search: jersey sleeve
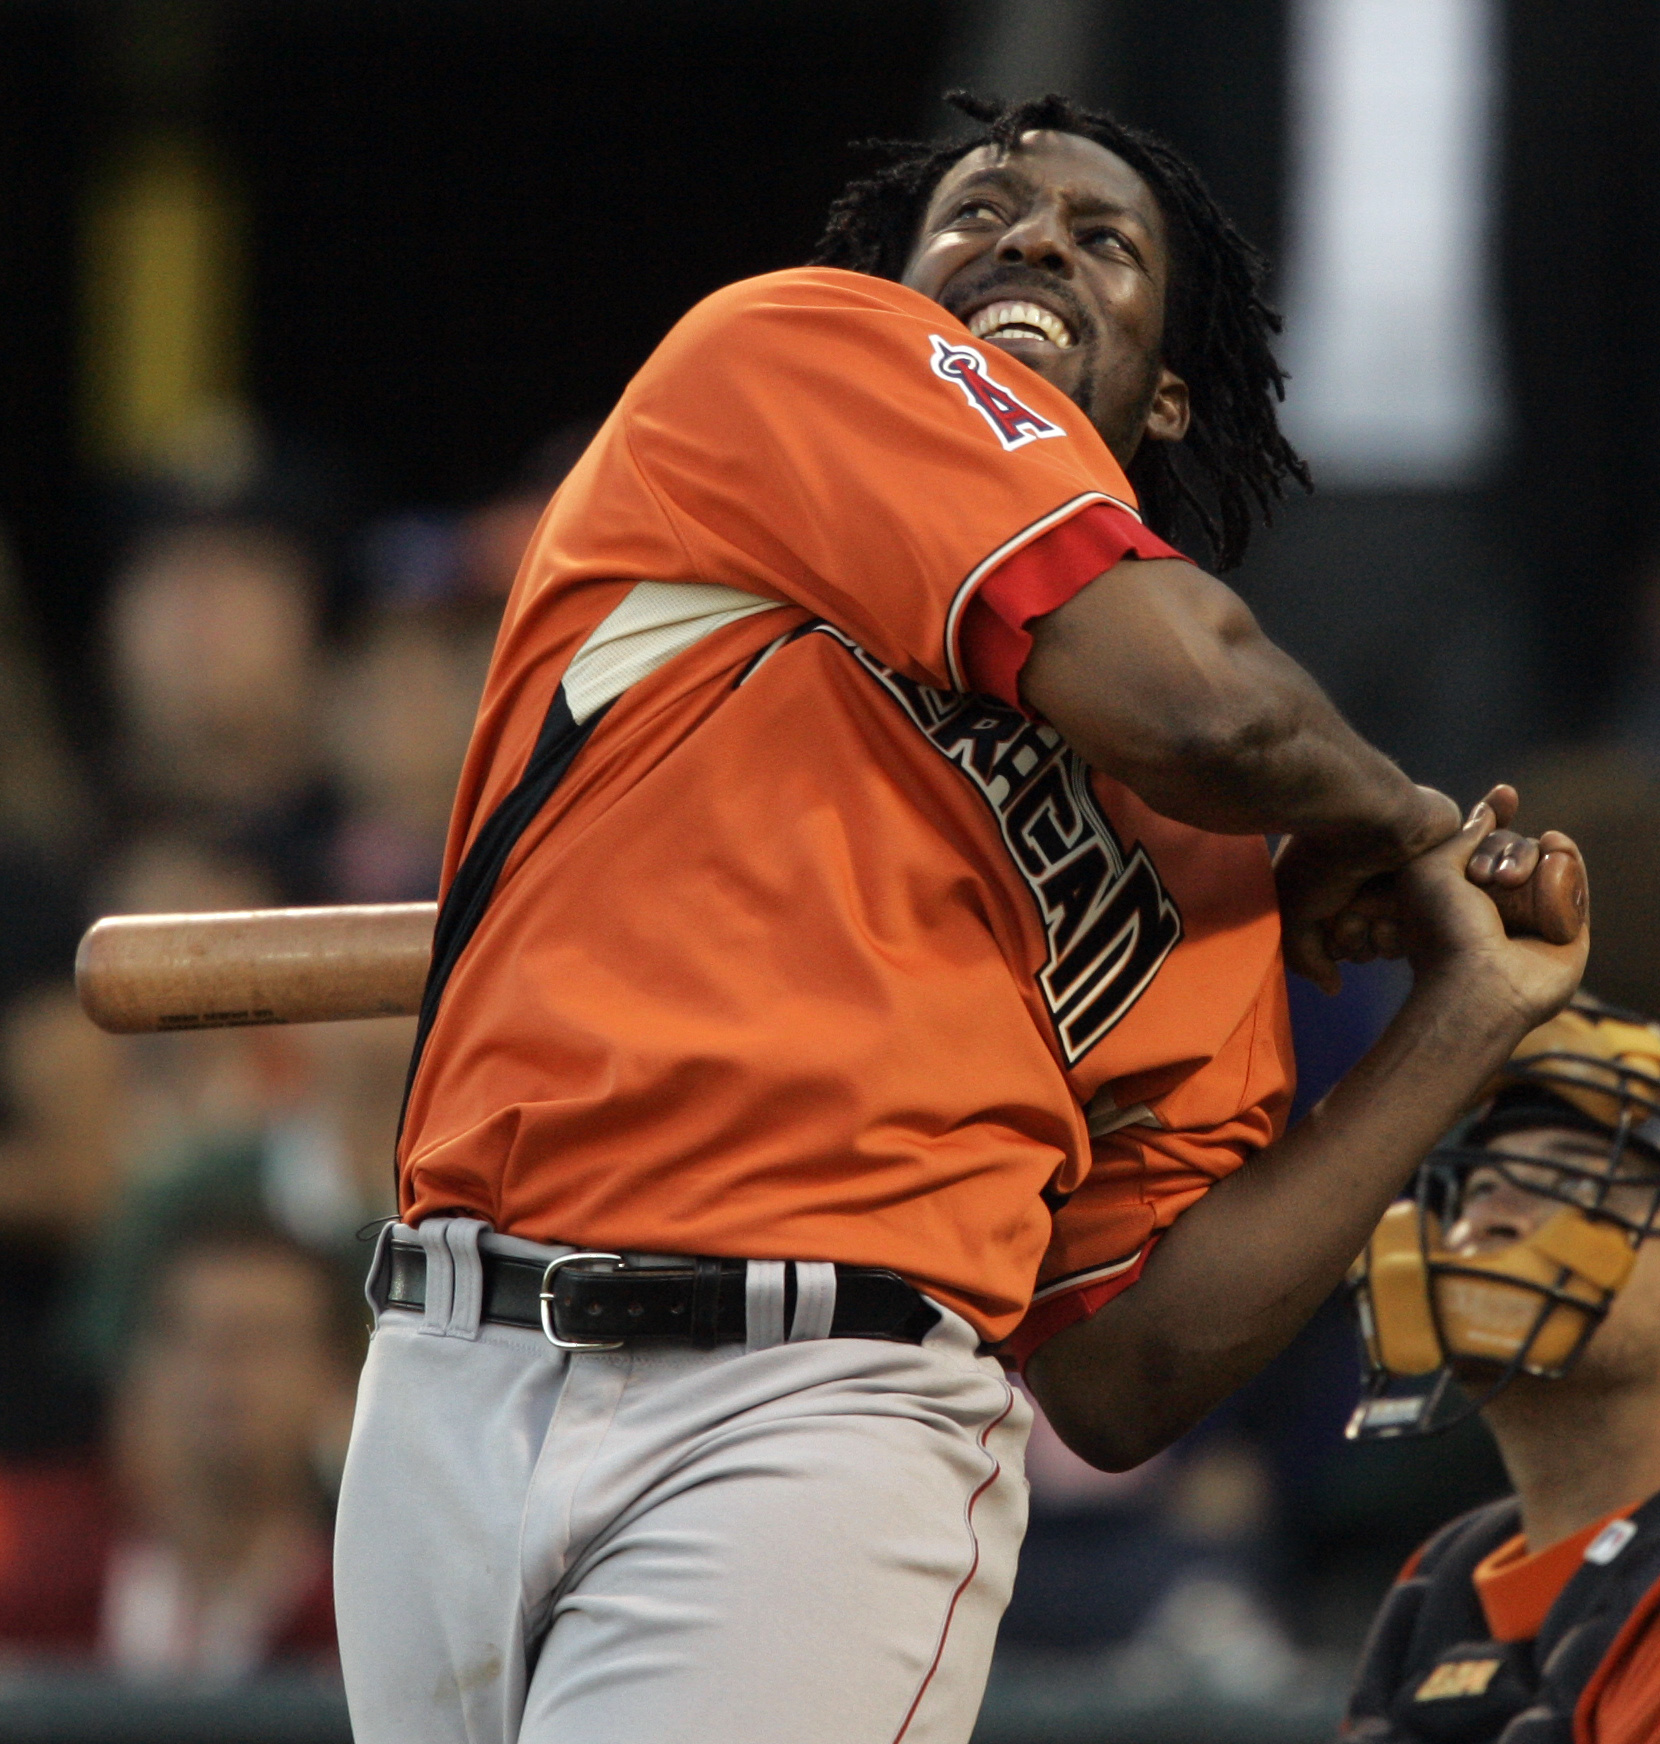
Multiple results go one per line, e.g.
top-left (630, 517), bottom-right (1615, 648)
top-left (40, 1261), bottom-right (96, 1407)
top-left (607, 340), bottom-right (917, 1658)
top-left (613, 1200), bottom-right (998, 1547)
top-left (958, 500), bottom-right (1186, 709)
top-left (614, 267), bottom-right (1163, 690)
top-left (1004, 950), bottom-right (1294, 1367)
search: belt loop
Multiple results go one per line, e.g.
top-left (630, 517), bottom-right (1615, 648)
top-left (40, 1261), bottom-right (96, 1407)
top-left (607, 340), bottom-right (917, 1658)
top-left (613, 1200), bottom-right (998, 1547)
top-left (417, 1217), bottom-right (485, 1339)
top-left (443, 1218), bottom-right (485, 1341)
top-left (418, 1219), bottom-right (456, 1336)
top-left (744, 1260), bottom-right (787, 1352)
top-left (690, 1256), bottom-right (723, 1348)
top-left (363, 1221), bottom-right (399, 1320)
top-left (788, 1261), bottom-right (837, 1342)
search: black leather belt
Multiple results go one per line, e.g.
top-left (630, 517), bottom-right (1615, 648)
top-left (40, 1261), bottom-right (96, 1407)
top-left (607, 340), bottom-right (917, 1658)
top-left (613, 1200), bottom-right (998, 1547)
top-left (382, 1242), bottom-right (941, 1349)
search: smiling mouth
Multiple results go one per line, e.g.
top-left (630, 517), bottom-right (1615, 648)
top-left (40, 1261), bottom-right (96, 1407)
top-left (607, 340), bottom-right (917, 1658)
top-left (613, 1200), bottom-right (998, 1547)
top-left (966, 300), bottom-right (1076, 351)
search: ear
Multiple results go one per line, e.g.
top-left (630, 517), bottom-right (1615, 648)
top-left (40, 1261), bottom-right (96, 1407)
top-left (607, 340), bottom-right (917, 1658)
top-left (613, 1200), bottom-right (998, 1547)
top-left (1142, 367), bottom-right (1190, 444)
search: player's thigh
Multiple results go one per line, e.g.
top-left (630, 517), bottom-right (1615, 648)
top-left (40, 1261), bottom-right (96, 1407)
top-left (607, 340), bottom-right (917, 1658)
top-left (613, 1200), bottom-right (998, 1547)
top-left (335, 1319), bottom-right (567, 1744)
top-left (521, 1357), bottom-right (1030, 1744)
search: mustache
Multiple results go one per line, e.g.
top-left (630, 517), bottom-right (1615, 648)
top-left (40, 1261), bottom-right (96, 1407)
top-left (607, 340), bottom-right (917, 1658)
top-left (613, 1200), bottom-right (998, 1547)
top-left (941, 266), bottom-right (1096, 348)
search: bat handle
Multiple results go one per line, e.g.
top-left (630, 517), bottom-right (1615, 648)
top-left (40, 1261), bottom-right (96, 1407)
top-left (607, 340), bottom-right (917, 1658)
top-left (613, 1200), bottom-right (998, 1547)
top-left (1483, 845), bottom-right (1587, 945)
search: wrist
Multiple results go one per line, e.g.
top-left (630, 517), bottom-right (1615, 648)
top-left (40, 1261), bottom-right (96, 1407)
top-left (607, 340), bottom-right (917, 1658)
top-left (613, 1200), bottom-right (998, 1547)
top-left (1358, 783), bottom-right (1462, 871)
top-left (1395, 958), bottom-right (1537, 1071)
top-left (1294, 786), bottom-right (1459, 880)
top-left (1392, 785), bottom-right (1464, 860)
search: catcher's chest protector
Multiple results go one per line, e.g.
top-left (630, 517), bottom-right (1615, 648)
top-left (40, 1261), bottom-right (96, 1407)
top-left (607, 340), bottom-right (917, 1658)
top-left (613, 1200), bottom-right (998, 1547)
top-left (1342, 1491), bottom-right (1660, 1744)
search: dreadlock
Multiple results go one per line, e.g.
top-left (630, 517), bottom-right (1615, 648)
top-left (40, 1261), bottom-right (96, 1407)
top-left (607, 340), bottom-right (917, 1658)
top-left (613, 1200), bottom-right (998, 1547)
top-left (813, 92), bottom-right (1310, 571)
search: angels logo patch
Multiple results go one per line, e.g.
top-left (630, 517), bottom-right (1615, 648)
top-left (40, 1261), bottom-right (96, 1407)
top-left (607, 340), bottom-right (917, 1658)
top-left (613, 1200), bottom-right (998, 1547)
top-left (812, 624), bottom-right (1182, 1064)
top-left (929, 336), bottom-right (1065, 451)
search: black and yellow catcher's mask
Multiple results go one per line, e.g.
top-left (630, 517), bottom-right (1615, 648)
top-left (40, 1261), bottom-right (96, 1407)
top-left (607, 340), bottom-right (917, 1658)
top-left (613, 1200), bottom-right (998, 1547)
top-left (1347, 996), bottom-right (1660, 1440)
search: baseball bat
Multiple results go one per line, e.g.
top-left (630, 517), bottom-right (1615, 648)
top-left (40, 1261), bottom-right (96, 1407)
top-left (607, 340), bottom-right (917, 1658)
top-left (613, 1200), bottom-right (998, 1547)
top-left (75, 903), bottom-right (436, 1033)
top-left (1485, 845), bottom-right (1586, 947)
top-left (73, 839), bottom-right (1587, 1035)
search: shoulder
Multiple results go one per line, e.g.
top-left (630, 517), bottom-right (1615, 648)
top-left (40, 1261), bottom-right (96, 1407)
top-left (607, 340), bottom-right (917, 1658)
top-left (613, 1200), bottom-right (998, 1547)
top-left (642, 267), bottom-right (970, 388)
top-left (678, 266), bottom-right (949, 333)
top-left (1410, 1497), bottom-right (1524, 1583)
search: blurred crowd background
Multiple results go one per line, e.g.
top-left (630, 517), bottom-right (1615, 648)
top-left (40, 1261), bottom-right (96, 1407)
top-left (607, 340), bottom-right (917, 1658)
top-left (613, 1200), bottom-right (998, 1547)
top-left (2, 0), bottom-right (1658, 1737)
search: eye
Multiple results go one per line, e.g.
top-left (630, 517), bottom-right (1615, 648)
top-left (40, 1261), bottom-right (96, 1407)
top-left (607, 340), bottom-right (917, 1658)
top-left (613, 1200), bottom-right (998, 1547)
top-left (950, 200), bottom-right (1003, 225)
top-left (1080, 225), bottom-right (1142, 264)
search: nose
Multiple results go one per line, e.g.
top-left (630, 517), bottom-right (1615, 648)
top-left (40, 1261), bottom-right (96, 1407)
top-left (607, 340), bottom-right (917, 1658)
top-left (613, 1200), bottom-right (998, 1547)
top-left (1450, 1182), bottom-right (1548, 1253)
top-left (996, 203), bottom-right (1074, 277)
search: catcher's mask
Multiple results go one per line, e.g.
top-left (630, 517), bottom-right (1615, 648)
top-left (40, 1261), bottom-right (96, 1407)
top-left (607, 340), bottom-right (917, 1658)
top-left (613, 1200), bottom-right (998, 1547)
top-left (1347, 995), bottom-right (1660, 1440)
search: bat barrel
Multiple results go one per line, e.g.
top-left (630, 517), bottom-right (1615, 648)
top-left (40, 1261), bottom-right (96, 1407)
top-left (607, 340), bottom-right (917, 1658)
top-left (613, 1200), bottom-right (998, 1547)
top-left (75, 903), bottom-right (438, 1034)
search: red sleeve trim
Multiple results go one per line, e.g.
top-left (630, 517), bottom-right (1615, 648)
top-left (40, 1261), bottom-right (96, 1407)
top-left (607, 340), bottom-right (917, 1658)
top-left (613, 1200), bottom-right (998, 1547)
top-left (1002, 1236), bottom-right (1160, 1370)
top-left (958, 500), bottom-right (1188, 711)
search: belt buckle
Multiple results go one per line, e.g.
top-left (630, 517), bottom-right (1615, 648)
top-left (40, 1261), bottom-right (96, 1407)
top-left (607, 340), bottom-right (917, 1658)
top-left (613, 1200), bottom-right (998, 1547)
top-left (539, 1252), bottom-right (627, 1351)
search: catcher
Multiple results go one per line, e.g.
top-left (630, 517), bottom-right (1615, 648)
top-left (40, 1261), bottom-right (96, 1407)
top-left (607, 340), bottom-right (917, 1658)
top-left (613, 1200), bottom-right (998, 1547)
top-left (1344, 996), bottom-right (1660, 1742)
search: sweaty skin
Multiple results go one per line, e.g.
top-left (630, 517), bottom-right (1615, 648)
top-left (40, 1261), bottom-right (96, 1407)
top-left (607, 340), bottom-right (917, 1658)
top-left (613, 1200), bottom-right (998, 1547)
top-left (1028, 791), bottom-right (1587, 1469)
top-left (901, 130), bottom-right (1504, 990)
top-left (899, 133), bottom-right (1584, 1469)
top-left (902, 132), bottom-right (1189, 464)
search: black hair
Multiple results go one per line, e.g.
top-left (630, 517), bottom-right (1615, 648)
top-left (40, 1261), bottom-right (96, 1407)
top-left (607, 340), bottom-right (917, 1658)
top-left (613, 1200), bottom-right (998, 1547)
top-left (132, 1213), bottom-right (369, 1367)
top-left (813, 91), bottom-right (1311, 571)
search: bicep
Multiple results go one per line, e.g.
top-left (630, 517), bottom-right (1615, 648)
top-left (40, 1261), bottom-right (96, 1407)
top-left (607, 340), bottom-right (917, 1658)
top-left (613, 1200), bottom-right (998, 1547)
top-left (1018, 556), bottom-right (1281, 778)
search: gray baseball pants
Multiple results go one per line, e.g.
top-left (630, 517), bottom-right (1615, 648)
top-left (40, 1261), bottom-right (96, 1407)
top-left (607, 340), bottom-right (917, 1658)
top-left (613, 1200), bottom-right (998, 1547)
top-left (334, 1219), bottom-right (1031, 1744)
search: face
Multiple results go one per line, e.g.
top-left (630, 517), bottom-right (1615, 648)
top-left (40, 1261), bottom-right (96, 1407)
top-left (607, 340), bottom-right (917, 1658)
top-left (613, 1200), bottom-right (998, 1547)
top-left (119, 1247), bottom-right (356, 1516)
top-left (1450, 1126), bottom-right (1660, 1252)
top-left (110, 526), bottom-right (319, 807)
top-left (1449, 1125), bottom-right (1660, 1389)
top-left (902, 130), bottom-right (1190, 465)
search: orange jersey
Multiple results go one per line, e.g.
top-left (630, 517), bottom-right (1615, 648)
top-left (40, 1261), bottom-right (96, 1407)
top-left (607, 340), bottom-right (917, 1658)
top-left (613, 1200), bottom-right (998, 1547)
top-left (398, 266), bottom-right (1293, 1346)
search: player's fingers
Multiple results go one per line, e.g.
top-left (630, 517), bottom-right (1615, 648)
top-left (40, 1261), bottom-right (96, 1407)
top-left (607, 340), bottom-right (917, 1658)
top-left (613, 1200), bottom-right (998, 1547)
top-left (1343, 879), bottom-right (1399, 919)
top-left (1285, 924), bottom-right (1342, 995)
top-left (1427, 796), bottom-right (1505, 879)
top-left (1466, 829), bottom-right (1540, 888)
top-left (1370, 918), bottom-right (1403, 957)
top-left (1327, 909), bottom-right (1372, 958)
top-left (1483, 783), bottom-right (1520, 832)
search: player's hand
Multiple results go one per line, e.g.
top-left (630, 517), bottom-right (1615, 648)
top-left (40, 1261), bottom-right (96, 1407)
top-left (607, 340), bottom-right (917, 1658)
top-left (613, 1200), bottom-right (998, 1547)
top-left (1318, 788), bottom-right (1534, 969)
top-left (1274, 785), bottom-right (1461, 993)
top-left (1319, 783), bottom-right (1539, 967)
top-left (1389, 791), bottom-right (1588, 1030)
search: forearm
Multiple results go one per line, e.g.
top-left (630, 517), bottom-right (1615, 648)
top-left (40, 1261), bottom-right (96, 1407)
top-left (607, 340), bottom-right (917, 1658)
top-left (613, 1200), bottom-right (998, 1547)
top-left (1027, 971), bottom-right (1527, 1469)
top-left (1082, 640), bottom-right (1420, 841)
top-left (1021, 559), bottom-right (1437, 849)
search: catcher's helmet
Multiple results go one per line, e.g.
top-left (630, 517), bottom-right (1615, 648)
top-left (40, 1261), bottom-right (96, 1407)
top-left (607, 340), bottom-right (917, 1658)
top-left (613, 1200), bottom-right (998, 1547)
top-left (1347, 994), bottom-right (1660, 1440)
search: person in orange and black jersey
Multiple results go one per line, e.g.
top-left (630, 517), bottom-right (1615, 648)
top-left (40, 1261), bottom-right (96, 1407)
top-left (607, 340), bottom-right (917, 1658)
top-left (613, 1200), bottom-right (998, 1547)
top-left (1343, 997), bottom-right (1660, 1743)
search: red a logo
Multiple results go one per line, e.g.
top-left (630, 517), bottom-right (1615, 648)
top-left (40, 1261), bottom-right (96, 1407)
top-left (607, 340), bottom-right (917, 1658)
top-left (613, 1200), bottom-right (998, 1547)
top-left (929, 335), bottom-right (1065, 451)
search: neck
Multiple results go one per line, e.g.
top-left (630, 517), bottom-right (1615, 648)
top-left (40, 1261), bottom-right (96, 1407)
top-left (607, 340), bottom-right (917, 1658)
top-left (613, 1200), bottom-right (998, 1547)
top-left (1484, 1372), bottom-right (1660, 1551)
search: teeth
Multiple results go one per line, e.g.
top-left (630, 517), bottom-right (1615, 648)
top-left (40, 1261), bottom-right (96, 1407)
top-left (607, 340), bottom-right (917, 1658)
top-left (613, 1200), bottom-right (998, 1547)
top-left (967, 300), bottom-right (1074, 349)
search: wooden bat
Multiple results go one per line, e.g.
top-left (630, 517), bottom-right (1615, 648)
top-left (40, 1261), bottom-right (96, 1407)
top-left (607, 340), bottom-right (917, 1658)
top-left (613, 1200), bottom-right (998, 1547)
top-left (73, 839), bottom-right (1588, 1035)
top-left (76, 903), bottom-right (437, 1033)
top-left (1487, 844), bottom-right (1587, 947)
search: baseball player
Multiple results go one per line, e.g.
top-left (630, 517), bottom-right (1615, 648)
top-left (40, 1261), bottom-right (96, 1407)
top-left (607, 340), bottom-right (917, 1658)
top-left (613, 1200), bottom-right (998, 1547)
top-left (333, 93), bottom-right (1586, 1744)
top-left (1343, 997), bottom-right (1660, 1742)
